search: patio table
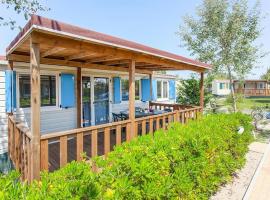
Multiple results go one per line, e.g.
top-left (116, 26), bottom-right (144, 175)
top-left (120, 110), bottom-right (153, 118)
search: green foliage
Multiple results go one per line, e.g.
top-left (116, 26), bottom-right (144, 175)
top-left (225, 93), bottom-right (244, 105)
top-left (177, 75), bottom-right (212, 106)
top-left (0, 114), bottom-right (253, 199)
top-left (178, 0), bottom-right (264, 111)
top-left (95, 113), bottom-right (253, 199)
top-left (1, 0), bottom-right (49, 29)
top-left (260, 67), bottom-right (270, 81)
top-left (0, 161), bottom-right (100, 200)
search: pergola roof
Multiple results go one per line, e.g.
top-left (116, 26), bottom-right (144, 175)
top-left (6, 15), bottom-right (211, 73)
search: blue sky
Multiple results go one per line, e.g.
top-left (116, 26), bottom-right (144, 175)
top-left (0, 0), bottom-right (269, 78)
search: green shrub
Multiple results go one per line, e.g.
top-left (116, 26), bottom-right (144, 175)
top-left (0, 113), bottom-right (253, 199)
top-left (0, 161), bottom-right (100, 200)
top-left (95, 113), bottom-right (253, 199)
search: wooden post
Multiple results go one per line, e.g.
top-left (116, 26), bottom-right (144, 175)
top-left (150, 73), bottom-right (153, 102)
top-left (77, 67), bottom-right (82, 128)
top-left (199, 72), bottom-right (204, 111)
top-left (129, 60), bottom-right (135, 139)
top-left (30, 38), bottom-right (41, 181)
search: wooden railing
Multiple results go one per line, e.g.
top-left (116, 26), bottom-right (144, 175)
top-left (40, 120), bottom-right (132, 172)
top-left (8, 105), bottom-right (202, 181)
top-left (235, 89), bottom-right (270, 96)
top-left (149, 102), bottom-right (194, 111)
top-left (8, 115), bottom-right (32, 180)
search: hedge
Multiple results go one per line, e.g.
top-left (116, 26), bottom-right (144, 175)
top-left (0, 113), bottom-right (253, 199)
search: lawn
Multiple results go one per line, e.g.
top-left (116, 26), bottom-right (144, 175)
top-left (216, 97), bottom-right (270, 111)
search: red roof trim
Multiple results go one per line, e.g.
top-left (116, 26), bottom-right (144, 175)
top-left (6, 15), bottom-right (211, 69)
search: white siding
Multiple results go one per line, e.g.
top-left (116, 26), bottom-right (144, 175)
top-left (14, 108), bottom-right (77, 134)
top-left (0, 64), bottom-right (7, 154)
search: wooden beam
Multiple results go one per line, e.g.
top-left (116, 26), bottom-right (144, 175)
top-left (29, 32), bottom-right (206, 72)
top-left (150, 73), bottom-right (153, 101)
top-left (77, 67), bottom-right (82, 128)
top-left (65, 52), bottom-right (97, 61)
top-left (41, 47), bottom-right (66, 58)
top-left (87, 56), bottom-right (123, 63)
top-left (30, 38), bottom-right (41, 181)
top-left (101, 59), bottom-right (130, 66)
top-left (199, 72), bottom-right (204, 109)
top-left (8, 60), bottom-right (13, 70)
top-left (8, 54), bottom-right (152, 74)
top-left (129, 60), bottom-right (136, 139)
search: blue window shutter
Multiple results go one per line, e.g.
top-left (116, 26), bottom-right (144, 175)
top-left (169, 80), bottom-right (176, 100)
top-left (152, 79), bottom-right (157, 101)
top-left (113, 77), bottom-right (121, 104)
top-left (61, 73), bottom-right (75, 108)
top-left (141, 79), bottom-right (151, 102)
top-left (12, 71), bottom-right (17, 110)
top-left (5, 70), bottom-right (12, 113)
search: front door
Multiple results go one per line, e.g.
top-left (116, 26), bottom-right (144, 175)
top-left (94, 77), bottom-right (110, 125)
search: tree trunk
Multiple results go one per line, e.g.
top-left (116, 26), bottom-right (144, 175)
top-left (227, 67), bottom-right (237, 112)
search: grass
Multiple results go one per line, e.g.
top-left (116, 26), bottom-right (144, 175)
top-left (216, 97), bottom-right (270, 111)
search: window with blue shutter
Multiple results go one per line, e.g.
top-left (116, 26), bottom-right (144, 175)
top-left (60, 73), bottom-right (75, 108)
top-left (141, 79), bottom-right (151, 102)
top-left (5, 70), bottom-right (16, 113)
top-left (113, 77), bottom-right (121, 104)
top-left (5, 70), bottom-right (12, 113)
top-left (169, 80), bottom-right (176, 100)
top-left (152, 79), bottom-right (157, 101)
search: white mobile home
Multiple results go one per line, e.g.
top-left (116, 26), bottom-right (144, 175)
top-left (212, 79), bottom-right (231, 96)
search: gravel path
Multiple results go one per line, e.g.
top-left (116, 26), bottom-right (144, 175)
top-left (211, 143), bottom-right (266, 200)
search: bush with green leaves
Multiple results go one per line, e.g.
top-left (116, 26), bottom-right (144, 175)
top-left (96, 113), bottom-right (253, 199)
top-left (0, 161), bottom-right (100, 200)
top-left (0, 113), bottom-right (253, 199)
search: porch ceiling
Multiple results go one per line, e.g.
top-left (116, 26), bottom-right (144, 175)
top-left (6, 15), bottom-right (211, 73)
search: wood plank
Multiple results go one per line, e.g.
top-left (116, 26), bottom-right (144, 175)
top-left (77, 68), bottom-right (82, 128)
top-left (60, 136), bottom-right (67, 167)
top-left (116, 125), bottom-right (121, 145)
top-left (149, 118), bottom-right (153, 135)
top-left (91, 130), bottom-right (98, 157)
top-left (66, 52), bottom-right (97, 60)
top-left (156, 117), bottom-right (160, 130)
top-left (27, 138), bottom-right (31, 182)
top-left (142, 120), bottom-right (146, 135)
top-left (163, 116), bottom-right (166, 130)
top-left (199, 72), bottom-right (204, 109)
top-left (8, 54), bottom-right (152, 75)
top-left (41, 47), bottom-right (66, 58)
top-left (40, 140), bottom-right (48, 171)
top-left (129, 60), bottom-right (136, 139)
top-left (104, 127), bottom-right (110, 156)
top-left (76, 132), bottom-right (83, 161)
top-left (30, 39), bottom-right (41, 181)
top-left (126, 123), bottom-right (131, 142)
top-left (134, 122), bottom-right (138, 137)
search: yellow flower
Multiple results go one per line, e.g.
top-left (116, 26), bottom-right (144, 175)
top-left (104, 188), bottom-right (114, 198)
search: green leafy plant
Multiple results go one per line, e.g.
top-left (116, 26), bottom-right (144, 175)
top-left (0, 113), bottom-right (253, 199)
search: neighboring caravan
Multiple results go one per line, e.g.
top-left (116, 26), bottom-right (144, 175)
top-left (234, 80), bottom-right (270, 96)
top-left (212, 79), bottom-right (231, 96)
top-left (5, 15), bottom-right (209, 181)
top-left (211, 79), bottom-right (270, 97)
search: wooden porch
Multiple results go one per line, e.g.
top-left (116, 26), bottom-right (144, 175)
top-left (235, 88), bottom-right (270, 96)
top-left (6, 15), bottom-right (210, 182)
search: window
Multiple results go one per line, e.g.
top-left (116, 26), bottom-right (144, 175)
top-left (219, 83), bottom-right (225, 89)
top-left (19, 74), bottom-right (56, 108)
top-left (157, 81), bottom-right (162, 98)
top-left (121, 79), bottom-right (141, 101)
top-left (135, 80), bottom-right (140, 100)
top-left (163, 81), bottom-right (168, 98)
top-left (121, 79), bottom-right (129, 101)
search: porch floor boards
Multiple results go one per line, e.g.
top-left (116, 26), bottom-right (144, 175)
top-left (48, 129), bottom-right (127, 172)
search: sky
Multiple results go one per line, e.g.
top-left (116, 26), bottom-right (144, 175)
top-left (0, 0), bottom-right (269, 79)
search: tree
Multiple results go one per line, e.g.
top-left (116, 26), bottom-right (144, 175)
top-left (0, 0), bottom-right (49, 30)
top-left (261, 68), bottom-right (270, 81)
top-left (177, 75), bottom-right (212, 106)
top-left (178, 0), bottom-right (264, 112)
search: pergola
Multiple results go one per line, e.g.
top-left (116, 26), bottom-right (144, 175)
top-left (6, 15), bottom-right (210, 181)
